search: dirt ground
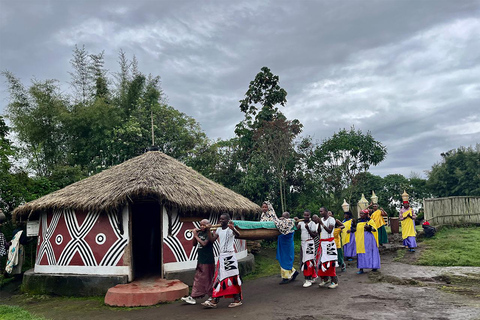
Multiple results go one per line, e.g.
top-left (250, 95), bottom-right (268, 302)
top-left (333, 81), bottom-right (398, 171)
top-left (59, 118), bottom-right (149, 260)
top-left (1, 246), bottom-right (480, 320)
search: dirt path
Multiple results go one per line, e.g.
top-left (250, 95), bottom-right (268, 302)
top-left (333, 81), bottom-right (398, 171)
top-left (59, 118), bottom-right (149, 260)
top-left (1, 248), bottom-right (479, 320)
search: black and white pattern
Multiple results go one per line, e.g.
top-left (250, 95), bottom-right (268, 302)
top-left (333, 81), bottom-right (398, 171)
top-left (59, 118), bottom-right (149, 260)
top-left (36, 210), bottom-right (62, 265)
top-left (163, 212), bottom-right (189, 262)
top-left (57, 210), bottom-right (99, 266)
top-left (99, 212), bottom-right (128, 266)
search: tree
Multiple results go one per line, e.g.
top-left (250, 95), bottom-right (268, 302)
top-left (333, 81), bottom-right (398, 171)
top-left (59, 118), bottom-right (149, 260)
top-left (254, 116), bottom-right (302, 212)
top-left (3, 72), bottom-right (69, 176)
top-left (235, 66), bottom-right (288, 161)
top-left (309, 127), bottom-right (387, 205)
top-left (234, 67), bottom-right (304, 211)
top-left (427, 145), bottom-right (480, 197)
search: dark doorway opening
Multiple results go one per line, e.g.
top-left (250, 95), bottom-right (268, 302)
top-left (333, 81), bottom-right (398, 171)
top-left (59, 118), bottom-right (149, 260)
top-left (131, 201), bottom-right (162, 278)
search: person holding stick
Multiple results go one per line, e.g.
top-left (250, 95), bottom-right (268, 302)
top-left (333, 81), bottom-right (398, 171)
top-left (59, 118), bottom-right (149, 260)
top-left (203, 214), bottom-right (242, 308)
top-left (181, 219), bottom-right (215, 305)
top-left (316, 207), bottom-right (338, 289)
top-left (295, 210), bottom-right (317, 288)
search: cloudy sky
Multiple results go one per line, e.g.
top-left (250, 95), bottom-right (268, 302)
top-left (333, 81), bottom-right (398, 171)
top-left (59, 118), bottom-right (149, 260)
top-left (1, 0), bottom-right (479, 178)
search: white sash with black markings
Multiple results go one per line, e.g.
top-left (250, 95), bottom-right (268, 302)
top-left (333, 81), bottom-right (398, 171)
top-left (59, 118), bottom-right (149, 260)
top-left (301, 239), bottom-right (316, 263)
top-left (218, 251), bottom-right (239, 281)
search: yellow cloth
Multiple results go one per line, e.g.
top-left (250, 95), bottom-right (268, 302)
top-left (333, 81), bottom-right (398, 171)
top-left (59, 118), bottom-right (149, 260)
top-left (371, 209), bottom-right (385, 228)
top-left (401, 209), bottom-right (416, 239)
top-left (280, 267), bottom-right (296, 279)
top-left (333, 228), bottom-right (342, 248)
top-left (341, 219), bottom-right (353, 244)
top-left (355, 220), bottom-right (378, 254)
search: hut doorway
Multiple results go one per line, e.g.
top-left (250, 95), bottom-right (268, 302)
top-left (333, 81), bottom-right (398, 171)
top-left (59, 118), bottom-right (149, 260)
top-left (131, 201), bottom-right (162, 278)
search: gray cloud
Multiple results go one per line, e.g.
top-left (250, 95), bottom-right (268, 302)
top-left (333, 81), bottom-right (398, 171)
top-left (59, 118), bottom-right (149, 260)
top-left (1, 0), bottom-right (479, 178)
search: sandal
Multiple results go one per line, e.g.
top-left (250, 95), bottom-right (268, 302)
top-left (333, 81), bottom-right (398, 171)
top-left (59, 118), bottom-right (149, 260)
top-left (202, 300), bottom-right (218, 308)
top-left (228, 301), bottom-right (243, 308)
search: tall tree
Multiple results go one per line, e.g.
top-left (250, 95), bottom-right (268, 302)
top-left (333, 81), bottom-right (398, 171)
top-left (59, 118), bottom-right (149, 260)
top-left (254, 116), bottom-right (302, 212)
top-left (235, 67), bottom-right (303, 210)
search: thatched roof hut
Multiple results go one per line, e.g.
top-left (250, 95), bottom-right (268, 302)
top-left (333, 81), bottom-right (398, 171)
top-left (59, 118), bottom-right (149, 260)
top-left (13, 151), bottom-right (260, 220)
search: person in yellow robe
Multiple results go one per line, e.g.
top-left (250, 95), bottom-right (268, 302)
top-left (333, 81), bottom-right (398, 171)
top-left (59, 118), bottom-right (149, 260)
top-left (369, 204), bottom-right (388, 245)
top-left (355, 210), bottom-right (380, 274)
top-left (400, 201), bottom-right (417, 252)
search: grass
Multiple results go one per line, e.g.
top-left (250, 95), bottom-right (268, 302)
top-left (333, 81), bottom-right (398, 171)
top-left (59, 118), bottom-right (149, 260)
top-left (0, 305), bottom-right (49, 320)
top-left (243, 248), bottom-right (279, 280)
top-left (416, 226), bottom-right (480, 267)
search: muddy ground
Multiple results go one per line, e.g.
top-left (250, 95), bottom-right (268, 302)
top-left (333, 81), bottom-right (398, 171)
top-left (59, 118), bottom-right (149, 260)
top-left (1, 246), bottom-right (479, 320)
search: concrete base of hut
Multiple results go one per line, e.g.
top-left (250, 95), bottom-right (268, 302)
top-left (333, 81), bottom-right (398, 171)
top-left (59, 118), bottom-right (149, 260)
top-left (164, 253), bottom-right (255, 286)
top-left (104, 277), bottom-right (189, 307)
top-left (22, 269), bottom-right (128, 296)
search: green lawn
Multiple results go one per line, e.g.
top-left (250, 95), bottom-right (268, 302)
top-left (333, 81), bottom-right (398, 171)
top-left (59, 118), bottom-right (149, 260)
top-left (0, 305), bottom-right (49, 320)
top-left (416, 226), bottom-right (480, 267)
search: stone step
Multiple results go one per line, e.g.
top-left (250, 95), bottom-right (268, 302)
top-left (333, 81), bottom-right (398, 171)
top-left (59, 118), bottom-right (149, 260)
top-left (104, 277), bottom-right (189, 307)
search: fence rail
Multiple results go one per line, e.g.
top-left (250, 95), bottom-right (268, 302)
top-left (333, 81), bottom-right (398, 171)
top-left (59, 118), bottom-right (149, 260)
top-left (423, 196), bottom-right (480, 226)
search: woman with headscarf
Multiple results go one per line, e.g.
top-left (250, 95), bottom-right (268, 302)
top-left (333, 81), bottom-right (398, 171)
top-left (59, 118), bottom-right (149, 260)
top-left (260, 201), bottom-right (298, 284)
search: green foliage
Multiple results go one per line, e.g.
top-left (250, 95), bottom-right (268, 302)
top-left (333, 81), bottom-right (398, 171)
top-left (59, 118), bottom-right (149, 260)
top-left (3, 47), bottom-right (208, 179)
top-left (0, 305), bottom-right (48, 320)
top-left (427, 145), bottom-right (480, 197)
top-left (416, 226), bottom-right (480, 267)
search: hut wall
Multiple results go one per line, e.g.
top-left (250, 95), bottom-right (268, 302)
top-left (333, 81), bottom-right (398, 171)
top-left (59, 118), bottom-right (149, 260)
top-left (34, 207), bottom-right (130, 276)
top-left (424, 196), bottom-right (480, 226)
top-left (162, 208), bottom-right (247, 272)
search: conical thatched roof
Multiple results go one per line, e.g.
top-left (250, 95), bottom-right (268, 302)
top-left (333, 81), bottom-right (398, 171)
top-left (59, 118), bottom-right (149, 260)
top-left (13, 151), bottom-right (260, 220)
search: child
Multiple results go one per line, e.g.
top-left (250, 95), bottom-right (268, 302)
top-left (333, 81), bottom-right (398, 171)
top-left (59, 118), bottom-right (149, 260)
top-left (342, 211), bottom-right (357, 261)
top-left (203, 214), bottom-right (242, 308)
top-left (355, 209), bottom-right (381, 274)
top-left (316, 208), bottom-right (338, 289)
top-left (295, 210), bottom-right (317, 288)
top-left (181, 219), bottom-right (215, 305)
top-left (329, 211), bottom-right (346, 272)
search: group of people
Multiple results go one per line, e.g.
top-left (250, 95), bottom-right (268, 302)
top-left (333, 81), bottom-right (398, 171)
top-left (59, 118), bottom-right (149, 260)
top-left (178, 199), bottom-right (418, 309)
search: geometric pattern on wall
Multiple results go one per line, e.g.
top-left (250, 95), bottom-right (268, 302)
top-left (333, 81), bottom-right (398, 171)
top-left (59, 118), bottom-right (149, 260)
top-left (36, 209), bottom-right (128, 267)
top-left (163, 211), bottom-right (246, 264)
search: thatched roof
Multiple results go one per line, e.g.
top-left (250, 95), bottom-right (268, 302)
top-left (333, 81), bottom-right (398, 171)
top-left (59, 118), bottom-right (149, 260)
top-left (13, 151), bottom-right (260, 220)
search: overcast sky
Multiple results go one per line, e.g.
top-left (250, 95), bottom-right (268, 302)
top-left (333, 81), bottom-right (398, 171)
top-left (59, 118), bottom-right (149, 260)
top-left (1, 0), bottom-right (479, 178)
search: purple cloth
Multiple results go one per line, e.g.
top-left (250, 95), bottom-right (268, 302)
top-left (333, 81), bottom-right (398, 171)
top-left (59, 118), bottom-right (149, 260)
top-left (191, 263), bottom-right (215, 298)
top-left (403, 236), bottom-right (417, 248)
top-left (343, 233), bottom-right (357, 258)
top-left (357, 232), bottom-right (381, 269)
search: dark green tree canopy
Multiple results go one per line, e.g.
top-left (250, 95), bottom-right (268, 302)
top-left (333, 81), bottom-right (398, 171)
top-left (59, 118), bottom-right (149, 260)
top-left (427, 145), bottom-right (480, 197)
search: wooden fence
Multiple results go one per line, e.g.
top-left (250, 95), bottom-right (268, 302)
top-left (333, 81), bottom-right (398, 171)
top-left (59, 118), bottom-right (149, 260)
top-left (423, 196), bottom-right (480, 226)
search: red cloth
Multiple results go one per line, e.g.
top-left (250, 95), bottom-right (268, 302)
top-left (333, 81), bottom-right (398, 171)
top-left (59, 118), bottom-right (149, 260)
top-left (302, 260), bottom-right (317, 278)
top-left (316, 237), bottom-right (337, 277)
top-left (211, 260), bottom-right (242, 299)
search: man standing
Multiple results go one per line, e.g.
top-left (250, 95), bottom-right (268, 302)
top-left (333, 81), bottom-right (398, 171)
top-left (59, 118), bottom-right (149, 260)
top-left (316, 207), bottom-right (338, 289)
top-left (295, 210), bottom-right (317, 288)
